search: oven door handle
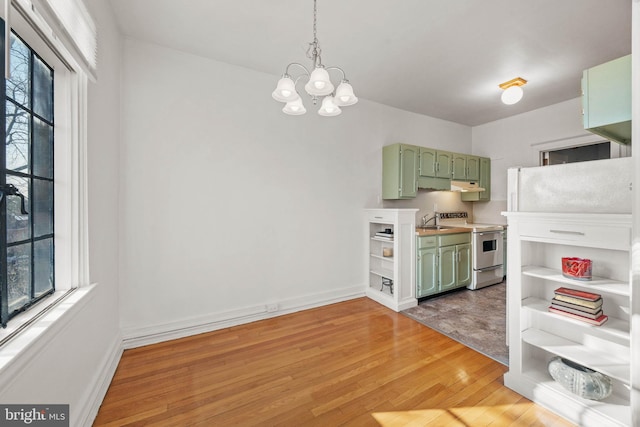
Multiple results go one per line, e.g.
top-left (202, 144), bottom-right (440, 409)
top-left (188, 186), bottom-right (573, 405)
top-left (475, 265), bottom-right (503, 272)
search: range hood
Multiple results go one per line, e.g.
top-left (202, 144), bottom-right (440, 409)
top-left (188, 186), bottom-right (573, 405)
top-left (450, 180), bottom-right (485, 192)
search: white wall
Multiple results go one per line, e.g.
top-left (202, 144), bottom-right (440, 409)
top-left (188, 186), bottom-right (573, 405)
top-left (118, 39), bottom-right (471, 343)
top-left (0, 2), bottom-right (122, 426)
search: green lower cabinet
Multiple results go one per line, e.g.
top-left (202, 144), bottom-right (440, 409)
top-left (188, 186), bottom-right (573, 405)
top-left (456, 243), bottom-right (472, 287)
top-left (439, 243), bottom-right (471, 291)
top-left (438, 245), bottom-right (457, 291)
top-left (416, 233), bottom-right (471, 298)
top-left (416, 247), bottom-right (438, 297)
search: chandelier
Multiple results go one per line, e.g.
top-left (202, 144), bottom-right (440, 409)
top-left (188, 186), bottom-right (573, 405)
top-left (271, 0), bottom-right (358, 116)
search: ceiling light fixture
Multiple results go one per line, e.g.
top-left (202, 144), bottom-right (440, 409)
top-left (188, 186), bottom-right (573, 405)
top-left (272, 0), bottom-right (357, 116)
top-left (499, 77), bottom-right (527, 105)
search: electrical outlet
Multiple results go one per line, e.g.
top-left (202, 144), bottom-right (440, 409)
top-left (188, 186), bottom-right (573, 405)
top-left (266, 303), bottom-right (278, 312)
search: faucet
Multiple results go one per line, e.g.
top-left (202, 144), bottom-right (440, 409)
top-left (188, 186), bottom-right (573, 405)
top-left (421, 212), bottom-right (440, 227)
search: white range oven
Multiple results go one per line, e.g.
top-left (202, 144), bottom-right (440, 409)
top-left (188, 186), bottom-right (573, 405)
top-left (466, 224), bottom-right (505, 290)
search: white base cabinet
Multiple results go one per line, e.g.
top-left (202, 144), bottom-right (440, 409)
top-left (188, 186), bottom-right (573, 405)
top-left (503, 212), bottom-right (632, 427)
top-left (365, 209), bottom-right (418, 311)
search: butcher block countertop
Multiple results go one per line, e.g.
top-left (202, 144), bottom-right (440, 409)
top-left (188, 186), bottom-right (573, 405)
top-left (415, 227), bottom-right (470, 236)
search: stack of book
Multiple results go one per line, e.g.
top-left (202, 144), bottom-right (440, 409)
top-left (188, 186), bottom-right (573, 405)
top-left (375, 231), bottom-right (394, 240)
top-left (548, 287), bottom-right (608, 326)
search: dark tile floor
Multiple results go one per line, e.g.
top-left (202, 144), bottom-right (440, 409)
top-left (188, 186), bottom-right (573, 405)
top-left (402, 281), bottom-right (508, 365)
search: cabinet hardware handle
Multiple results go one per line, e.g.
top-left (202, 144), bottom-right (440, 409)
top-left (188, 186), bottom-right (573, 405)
top-left (476, 265), bottom-right (502, 272)
top-left (549, 229), bottom-right (584, 236)
top-left (374, 216), bottom-right (383, 219)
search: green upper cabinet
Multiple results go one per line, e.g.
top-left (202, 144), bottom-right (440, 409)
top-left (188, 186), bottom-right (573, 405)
top-left (383, 144), bottom-right (490, 198)
top-left (582, 54), bottom-right (631, 144)
top-left (461, 156), bottom-right (491, 202)
top-left (436, 151), bottom-right (453, 178)
top-left (466, 156), bottom-right (480, 181)
top-left (382, 143), bottom-right (419, 199)
top-left (419, 148), bottom-right (437, 177)
top-left (452, 154), bottom-right (480, 181)
top-left (418, 148), bottom-right (451, 190)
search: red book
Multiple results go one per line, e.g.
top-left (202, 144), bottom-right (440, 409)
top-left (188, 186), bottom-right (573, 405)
top-left (554, 287), bottom-right (601, 302)
top-left (548, 306), bottom-right (608, 326)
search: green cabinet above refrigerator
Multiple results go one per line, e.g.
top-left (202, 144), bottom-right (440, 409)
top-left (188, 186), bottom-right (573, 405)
top-left (582, 54), bottom-right (631, 144)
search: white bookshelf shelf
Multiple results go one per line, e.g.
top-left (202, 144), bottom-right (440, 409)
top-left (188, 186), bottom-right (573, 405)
top-left (521, 266), bottom-right (629, 297)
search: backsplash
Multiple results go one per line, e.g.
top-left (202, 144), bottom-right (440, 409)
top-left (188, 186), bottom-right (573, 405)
top-left (382, 190), bottom-right (474, 224)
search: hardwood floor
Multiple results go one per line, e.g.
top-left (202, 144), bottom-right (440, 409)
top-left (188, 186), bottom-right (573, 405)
top-left (94, 298), bottom-right (574, 426)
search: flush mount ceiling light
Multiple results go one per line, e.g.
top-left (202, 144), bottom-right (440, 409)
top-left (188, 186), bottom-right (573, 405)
top-left (499, 77), bottom-right (527, 105)
top-left (272, 0), bottom-right (357, 117)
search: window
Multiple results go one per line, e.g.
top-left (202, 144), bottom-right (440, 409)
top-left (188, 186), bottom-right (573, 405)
top-left (0, 0), bottom-right (94, 338)
top-left (0, 30), bottom-right (56, 327)
top-left (542, 141), bottom-right (611, 165)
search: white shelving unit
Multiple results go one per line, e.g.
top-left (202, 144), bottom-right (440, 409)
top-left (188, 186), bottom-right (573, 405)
top-left (504, 211), bottom-right (632, 427)
top-left (365, 208), bottom-right (418, 312)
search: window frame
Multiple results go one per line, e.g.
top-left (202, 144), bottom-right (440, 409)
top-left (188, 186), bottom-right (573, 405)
top-left (1, 28), bottom-right (57, 327)
top-left (0, 1), bottom-right (90, 341)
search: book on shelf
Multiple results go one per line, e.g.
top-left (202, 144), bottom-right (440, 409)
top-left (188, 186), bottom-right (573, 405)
top-left (553, 293), bottom-right (602, 309)
top-left (375, 232), bottom-right (394, 239)
top-left (549, 302), bottom-right (603, 319)
top-left (554, 287), bottom-right (601, 301)
top-left (548, 306), bottom-right (608, 326)
top-left (550, 297), bottom-right (602, 315)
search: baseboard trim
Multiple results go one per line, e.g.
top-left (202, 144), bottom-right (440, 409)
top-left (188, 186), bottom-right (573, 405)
top-left (76, 332), bottom-right (123, 427)
top-left (122, 285), bottom-right (365, 349)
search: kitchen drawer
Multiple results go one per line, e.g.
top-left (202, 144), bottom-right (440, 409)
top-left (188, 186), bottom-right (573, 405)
top-left (417, 236), bottom-right (437, 249)
top-left (366, 210), bottom-right (395, 224)
top-left (438, 232), bottom-right (470, 247)
top-left (518, 220), bottom-right (630, 251)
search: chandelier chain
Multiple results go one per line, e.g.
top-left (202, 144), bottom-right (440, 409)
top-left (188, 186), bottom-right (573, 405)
top-left (306, 0), bottom-right (321, 67)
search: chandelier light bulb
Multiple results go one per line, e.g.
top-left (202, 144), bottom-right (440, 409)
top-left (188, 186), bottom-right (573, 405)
top-left (305, 67), bottom-right (334, 96)
top-left (318, 96), bottom-right (341, 116)
top-left (272, 76), bottom-right (299, 102)
top-left (334, 81), bottom-right (358, 106)
top-left (283, 97), bottom-right (307, 115)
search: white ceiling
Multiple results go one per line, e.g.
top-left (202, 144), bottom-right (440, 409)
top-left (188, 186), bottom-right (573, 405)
top-left (108, 0), bottom-right (631, 126)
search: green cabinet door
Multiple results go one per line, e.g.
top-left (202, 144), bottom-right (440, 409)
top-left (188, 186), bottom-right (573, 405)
top-left (462, 156), bottom-right (491, 202)
top-left (419, 148), bottom-right (451, 190)
top-left (382, 144), bottom-right (419, 199)
top-left (419, 147), bottom-right (437, 177)
top-left (452, 153), bottom-right (467, 180)
top-left (466, 156), bottom-right (480, 181)
top-left (435, 151), bottom-right (453, 178)
top-left (452, 154), bottom-right (480, 181)
top-left (417, 247), bottom-right (438, 297)
top-left (438, 245), bottom-right (457, 291)
top-left (456, 243), bottom-right (472, 287)
top-left (582, 54), bottom-right (631, 144)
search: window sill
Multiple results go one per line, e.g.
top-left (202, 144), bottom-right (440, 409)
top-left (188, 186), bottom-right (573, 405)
top-left (0, 284), bottom-right (97, 391)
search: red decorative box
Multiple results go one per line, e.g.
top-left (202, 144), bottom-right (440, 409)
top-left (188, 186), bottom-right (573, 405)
top-left (561, 257), bottom-right (592, 281)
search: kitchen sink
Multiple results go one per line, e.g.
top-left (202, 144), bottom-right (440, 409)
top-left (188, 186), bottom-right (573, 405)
top-left (417, 225), bottom-right (458, 230)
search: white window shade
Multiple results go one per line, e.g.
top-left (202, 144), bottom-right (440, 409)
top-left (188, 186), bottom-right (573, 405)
top-left (24, 0), bottom-right (97, 78)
